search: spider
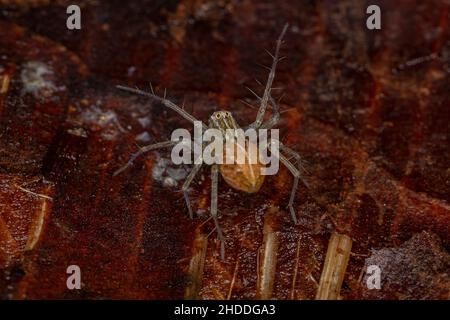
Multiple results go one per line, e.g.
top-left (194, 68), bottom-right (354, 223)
top-left (114, 24), bottom-right (308, 257)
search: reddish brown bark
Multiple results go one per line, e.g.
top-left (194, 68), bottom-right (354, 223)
top-left (0, 0), bottom-right (448, 299)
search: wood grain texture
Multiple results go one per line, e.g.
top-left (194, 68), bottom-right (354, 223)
top-left (0, 0), bottom-right (449, 299)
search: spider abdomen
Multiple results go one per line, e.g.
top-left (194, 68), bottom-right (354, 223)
top-left (219, 141), bottom-right (265, 193)
top-left (219, 162), bottom-right (265, 193)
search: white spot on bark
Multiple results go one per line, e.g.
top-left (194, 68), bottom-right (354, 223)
top-left (136, 131), bottom-right (151, 143)
top-left (152, 156), bottom-right (188, 187)
top-left (79, 105), bottom-right (125, 140)
top-left (20, 61), bottom-right (57, 98)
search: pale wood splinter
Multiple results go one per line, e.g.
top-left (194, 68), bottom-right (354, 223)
top-left (316, 233), bottom-right (353, 300)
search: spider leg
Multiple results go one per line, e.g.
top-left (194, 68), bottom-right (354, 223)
top-left (279, 143), bottom-right (310, 182)
top-left (260, 94), bottom-right (280, 129)
top-left (271, 139), bottom-right (308, 224)
top-left (211, 164), bottom-right (225, 259)
top-left (113, 140), bottom-right (177, 176)
top-left (181, 163), bottom-right (202, 219)
top-left (116, 85), bottom-right (205, 127)
top-left (249, 23), bottom-right (288, 129)
top-left (279, 153), bottom-right (301, 224)
top-left (244, 92), bottom-right (279, 130)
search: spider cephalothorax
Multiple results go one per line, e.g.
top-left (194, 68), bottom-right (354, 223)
top-left (211, 110), bottom-right (266, 194)
top-left (209, 111), bottom-right (238, 132)
top-left (114, 24), bottom-right (308, 258)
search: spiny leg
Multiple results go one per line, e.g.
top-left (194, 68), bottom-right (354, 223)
top-left (211, 164), bottom-right (225, 259)
top-left (116, 85), bottom-right (205, 127)
top-left (278, 152), bottom-right (304, 224)
top-left (244, 87), bottom-right (280, 130)
top-left (260, 94), bottom-right (280, 129)
top-left (181, 163), bottom-right (202, 219)
top-left (249, 23), bottom-right (288, 129)
top-left (113, 140), bottom-right (177, 176)
top-left (279, 143), bottom-right (309, 187)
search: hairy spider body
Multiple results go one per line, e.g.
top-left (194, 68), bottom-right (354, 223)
top-left (219, 156), bottom-right (265, 194)
top-left (210, 110), bottom-right (265, 194)
top-left (114, 24), bottom-right (308, 258)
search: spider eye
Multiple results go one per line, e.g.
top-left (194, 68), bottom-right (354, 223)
top-left (216, 113), bottom-right (221, 118)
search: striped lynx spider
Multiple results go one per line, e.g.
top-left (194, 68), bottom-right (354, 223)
top-left (114, 24), bottom-right (308, 257)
